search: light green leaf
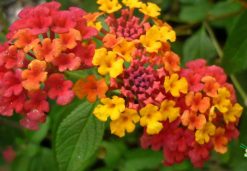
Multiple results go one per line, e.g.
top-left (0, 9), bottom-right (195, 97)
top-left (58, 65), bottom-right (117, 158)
top-left (55, 100), bottom-right (105, 171)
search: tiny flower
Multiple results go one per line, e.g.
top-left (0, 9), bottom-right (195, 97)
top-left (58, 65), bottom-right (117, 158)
top-left (20, 110), bottom-right (46, 130)
top-left (110, 108), bottom-right (140, 137)
top-left (84, 12), bottom-right (103, 31)
top-left (213, 127), bottom-right (228, 154)
top-left (13, 29), bottom-right (39, 53)
top-left (201, 76), bottom-right (220, 97)
top-left (1, 69), bottom-right (23, 97)
top-left (52, 53), bottom-right (81, 72)
top-left (93, 96), bottom-right (125, 121)
top-left (140, 26), bottom-right (162, 53)
top-left (73, 75), bottom-right (108, 103)
top-left (223, 103), bottom-right (243, 124)
top-left (140, 104), bottom-right (163, 135)
top-left (51, 11), bottom-right (76, 33)
top-left (159, 100), bottom-right (180, 123)
top-left (195, 122), bottom-right (216, 144)
top-left (22, 60), bottom-right (47, 91)
top-left (93, 48), bottom-right (124, 78)
top-left (59, 28), bottom-right (82, 50)
top-left (185, 92), bottom-right (210, 113)
top-left (103, 34), bottom-right (120, 48)
top-left (45, 73), bottom-right (74, 105)
top-left (34, 38), bottom-right (62, 62)
top-left (139, 2), bottom-right (161, 18)
top-left (213, 87), bottom-right (231, 113)
top-left (159, 26), bottom-right (176, 43)
top-left (24, 90), bottom-right (49, 113)
top-left (181, 110), bottom-right (206, 130)
top-left (162, 51), bottom-right (180, 74)
top-left (97, 0), bottom-right (122, 13)
top-left (113, 39), bottom-right (136, 62)
top-left (164, 73), bottom-right (188, 97)
top-left (122, 0), bottom-right (143, 9)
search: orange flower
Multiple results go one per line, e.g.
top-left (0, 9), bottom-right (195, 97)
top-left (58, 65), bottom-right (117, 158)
top-left (73, 75), bottom-right (108, 103)
top-left (22, 60), bottom-right (47, 91)
top-left (201, 76), bottom-right (220, 97)
top-left (103, 33), bottom-right (120, 48)
top-left (213, 127), bottom-right (228, 154)
top-left (181, 110), bottom-right (206, 130)
top-left (59, 28), bottom-right (82, 50)
top-left (162, 51), bottom-right (180, 74)
top-left (185, 92), bottom-right (210, 113)
top-left (14, 29), bottom-right (39, 53)
top-left (34, 38), bottom-right (62, 62)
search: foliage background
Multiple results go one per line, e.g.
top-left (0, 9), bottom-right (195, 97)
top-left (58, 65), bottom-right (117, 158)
top-left (0, 0), bottom-right (247, 171)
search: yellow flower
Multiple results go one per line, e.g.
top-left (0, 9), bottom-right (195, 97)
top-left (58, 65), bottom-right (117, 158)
top-left (84, 12), bottom-right (103, 31)
top-left (213, 87), bottom-right (231, 113)
top-left (164, 73), bottom-right (188, 97)
top-left (159, 100), bottom-right (180, 122)
top-left (140, 104), bottom-right (163, 135)
top-left (139, 2), bottom-right (161, 18)
top-left (223, 103), bottom-right (243, 124)
top-left (97, 0), bottom-right (122, 13)
top-left (160, 26), bottom-right (176, 43)
top-left (122, 0), bottom-right (143, 9)
top-left (140, 26), bottom-right (162, 53)
top-left (93, 48), bottom-right (124, 78)
top-left (113, 39), bottom-right (136, 62)
top-left (195, 122), bottom-right (216, 144)
top-left (93, 96), bottom-right (125, 121)
top-left (110, 108), bottom-right (140, 137)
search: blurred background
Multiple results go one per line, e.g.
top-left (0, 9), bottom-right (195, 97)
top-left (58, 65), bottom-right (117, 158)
top-left (0, 0), bottom-right (247, 171)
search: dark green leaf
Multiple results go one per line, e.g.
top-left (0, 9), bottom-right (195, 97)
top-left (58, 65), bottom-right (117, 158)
top-left (222, 11), bottom-right (247, 74)
top-left (182, 26), bottom-right (216, 64)
top-left (55, 100), bottom-right (105, 171)
top-left (179, 0), bottom-right (211, 23)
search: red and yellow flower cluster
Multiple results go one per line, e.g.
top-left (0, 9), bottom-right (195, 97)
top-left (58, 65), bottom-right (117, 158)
top-left (0, 0), bottom-right (243, 168)
top-left (72, 0), bottom-right (243, 167)
top-left (0, 1), bottom-right (98, 130)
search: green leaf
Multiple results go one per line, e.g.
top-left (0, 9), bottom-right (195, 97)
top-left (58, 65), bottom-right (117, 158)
top-left (120, 149), bottom-right (163, 171)
top-left (222, 11), bottom-right (247, 74)
top-left (179, 0), bottom-right (211, 23)
top-left (182, 26), bottom-right (216, 64)
top-left (55, 100), bottom-right (105, 171)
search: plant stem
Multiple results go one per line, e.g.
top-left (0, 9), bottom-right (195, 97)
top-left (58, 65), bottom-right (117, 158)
top-left (204, 22), bottom-right (247, 107)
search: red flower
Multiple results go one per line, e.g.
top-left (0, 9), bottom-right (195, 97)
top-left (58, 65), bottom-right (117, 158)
top-left (72, 43), bottom-right (95, 68)
top-left (24, 90), bottom-right (49, 113)
top-left (52, 53), bottom-right (81, 72)
top-left (1, 69), bottom-right (23, 97)
top-left (45, 73), bottom-right (74, 105)
top-left (51, 11), bottom-right (76, 33)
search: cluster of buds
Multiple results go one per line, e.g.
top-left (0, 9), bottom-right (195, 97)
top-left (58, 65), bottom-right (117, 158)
top-left (0, 0), bottom-right (243, 168)
top-left (0, 1), bottom-right (98, 130)
top-left (75, 0), bottom-right (243, 167)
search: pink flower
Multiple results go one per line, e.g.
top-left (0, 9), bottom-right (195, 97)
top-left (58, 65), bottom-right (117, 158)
top-left (45, 73), bottom-right (74, 105)
top-left (24, 90), bottom-right (49, 113)
top-left (52, 53), bottom-right (81, 72)
top-left (20, 110), bottom-right (46, 130)
top-left (2, 146), bottom-right (16, 163)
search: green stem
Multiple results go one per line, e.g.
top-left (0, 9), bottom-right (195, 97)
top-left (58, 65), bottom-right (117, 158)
top-left (204, 22), bottom-right (247, 107)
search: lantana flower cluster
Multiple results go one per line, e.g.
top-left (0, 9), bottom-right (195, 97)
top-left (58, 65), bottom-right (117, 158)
top-left (72, 0), bottom-right (244, 168)
top-left (0, 1), bottom-right (98, 130)
top-left (0, 0), bottom-right (243, 168)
